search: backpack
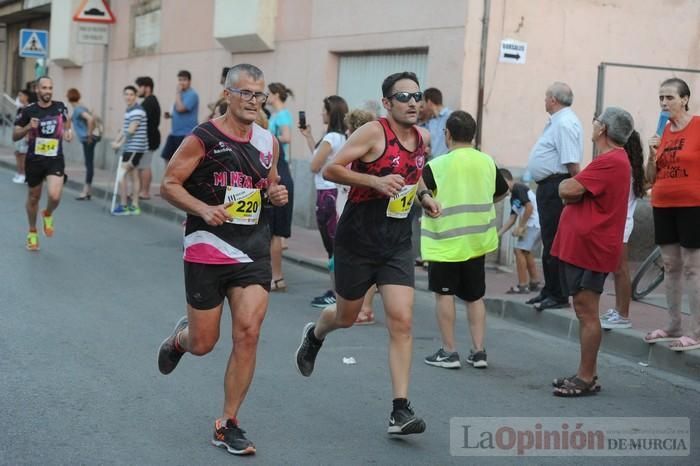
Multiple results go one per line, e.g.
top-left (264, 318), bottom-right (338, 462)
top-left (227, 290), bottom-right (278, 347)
top-left (90, 110), bottom-right (104, 138)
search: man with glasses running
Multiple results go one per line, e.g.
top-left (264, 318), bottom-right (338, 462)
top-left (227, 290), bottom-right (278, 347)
top-left (157, 64), bottom-right (288, 456)
top-left (295, 71), bottom-right (440, 435)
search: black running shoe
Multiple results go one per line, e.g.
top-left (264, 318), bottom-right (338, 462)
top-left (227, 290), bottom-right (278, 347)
top-left (466, 349), bottom-right (488, 369)
top-left (388, 403), bottom-right (426, 435)
top-left (295, 322), bottom-right (323, 376)
top-left (212, 419), bottom-right (256, 456)
top-left (157, 316), bottom-right (188, 375)
top-left (310, 290), bottom-right (336, 308)
top-left (424, 348), bottom-right (461, 369)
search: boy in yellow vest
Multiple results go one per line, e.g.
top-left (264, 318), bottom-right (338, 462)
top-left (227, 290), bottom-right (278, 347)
top-left (421, 111), bottom-right (509, 369)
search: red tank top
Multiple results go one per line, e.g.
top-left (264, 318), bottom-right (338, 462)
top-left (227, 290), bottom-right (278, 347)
top-left (348, 118), bottom-right (426, 203)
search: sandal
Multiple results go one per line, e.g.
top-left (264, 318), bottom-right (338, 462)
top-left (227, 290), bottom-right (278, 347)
top-left (506, 284), bottom-right (530, 294)
top-left (669, 335), bottom-right (700, 352)
top-left (553, 374), bottom-right (600, 391)
top-left (552, 376), bottom-right (601, 397)
top-left (355, 310), bottom-right (375, 325)
top-left (528, 281), bottom-right (541, 292)
top-left (270, 278), bottom-right (287, 292)
top-left (644, 328), bottom-right (681, 343)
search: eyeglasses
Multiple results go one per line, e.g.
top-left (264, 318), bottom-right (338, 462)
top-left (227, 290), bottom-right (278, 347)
top-left (387, 91), bottom-right (423, 103)
top-left (227, 88), bottom-right (268, 103)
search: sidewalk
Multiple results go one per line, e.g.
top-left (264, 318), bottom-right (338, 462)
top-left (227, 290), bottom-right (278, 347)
top-left (1, 146), bottom-right (698, 380)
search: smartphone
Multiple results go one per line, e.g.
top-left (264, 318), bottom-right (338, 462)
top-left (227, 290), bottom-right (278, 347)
top-left (298, 111), bottom-right (306, 129)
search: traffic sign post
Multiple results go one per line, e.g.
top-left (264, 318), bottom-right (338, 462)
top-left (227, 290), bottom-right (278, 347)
top-left (19, 29), bottom-right (48, 58)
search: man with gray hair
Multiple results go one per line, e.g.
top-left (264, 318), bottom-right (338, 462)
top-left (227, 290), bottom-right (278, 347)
top-left (550, 106), bottom-right (633, 397)
top-left (526, 82), bottom-right (583, 310)
top-left (156, 63), bottom-right (288, 455)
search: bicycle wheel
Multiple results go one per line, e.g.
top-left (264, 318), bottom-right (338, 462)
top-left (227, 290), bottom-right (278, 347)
top-left (631, 247), bottom-right (665, 300)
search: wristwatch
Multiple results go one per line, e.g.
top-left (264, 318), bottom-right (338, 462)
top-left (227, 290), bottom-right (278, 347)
top-left (417, 189), bottom-right (432, 202)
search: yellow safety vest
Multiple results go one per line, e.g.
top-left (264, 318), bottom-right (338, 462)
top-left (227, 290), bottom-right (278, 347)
top-left (421, 147), bottom-right (498, 262)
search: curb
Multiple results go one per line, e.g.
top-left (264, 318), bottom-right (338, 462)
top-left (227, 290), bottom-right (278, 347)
top-left (484, 298), bottom-right (700, 381)
top-left (4, 158), bottom-right (698, 382)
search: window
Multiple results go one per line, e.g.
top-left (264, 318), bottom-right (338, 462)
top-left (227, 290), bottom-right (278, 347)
top-left (337, 50), bottom-right (428, 114)
top-left (130, 0), bottom-right (160, 56)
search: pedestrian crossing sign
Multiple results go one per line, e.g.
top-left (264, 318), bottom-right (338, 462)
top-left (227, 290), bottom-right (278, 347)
top-left (19, 29), bottom-right (48, 58)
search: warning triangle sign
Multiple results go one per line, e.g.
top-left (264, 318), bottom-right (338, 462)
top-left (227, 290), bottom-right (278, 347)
top-left (73, 0), bottom-right (116, 23)
top-left (21, 31), bottom-right (46, 53)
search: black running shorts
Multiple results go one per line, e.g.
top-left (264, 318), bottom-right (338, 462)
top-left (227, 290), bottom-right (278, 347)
top-left (25, 156), bottom-right (65, 188)
top-left (184, 260), bottom-right (271, 310)
top-left (428, 256), bottom-right (486, 302)
top-left (122, 151), bottom-right (143, 167)
top-left (333, 245), bottom-right (414, 300)
top-left (559, 260), bottom-right (607, 296)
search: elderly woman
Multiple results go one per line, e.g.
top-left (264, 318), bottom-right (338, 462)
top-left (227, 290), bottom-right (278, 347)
top-left (551, 107), bottom-right (634, 396)
top-left (644, 78), bottom-right (700, 351)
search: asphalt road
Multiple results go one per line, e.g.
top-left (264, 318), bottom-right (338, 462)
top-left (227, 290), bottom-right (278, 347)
top-left (1, 174), bottom-right (698, 465)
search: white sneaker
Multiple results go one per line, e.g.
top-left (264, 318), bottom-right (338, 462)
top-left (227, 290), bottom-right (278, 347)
top-left (601, 309), bottom-right (632, 329)
top-left (12, 173), bottom-right (25, 184)
top-left (601, 308), bottom-right (616, 318)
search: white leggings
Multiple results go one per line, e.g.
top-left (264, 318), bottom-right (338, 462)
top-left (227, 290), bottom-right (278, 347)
top-left (660, 244), bottom-right (700, 339)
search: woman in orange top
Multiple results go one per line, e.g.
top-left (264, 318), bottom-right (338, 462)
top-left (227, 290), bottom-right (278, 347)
top-left (645, 78), bottom-right (700, 351)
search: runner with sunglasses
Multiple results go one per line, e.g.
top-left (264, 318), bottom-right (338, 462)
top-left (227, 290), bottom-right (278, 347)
top-left (295, 71), bottom-right (440, 436)
top-left (157, 64), bottom-right (288, 456)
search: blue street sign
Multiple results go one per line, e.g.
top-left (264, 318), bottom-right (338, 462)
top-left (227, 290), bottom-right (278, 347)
top-left (19, 29), bottom-right (48, 58)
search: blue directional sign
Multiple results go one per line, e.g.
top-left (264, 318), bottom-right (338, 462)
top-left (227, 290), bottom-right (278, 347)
top-left (19, 29), bottom-right (48, 58)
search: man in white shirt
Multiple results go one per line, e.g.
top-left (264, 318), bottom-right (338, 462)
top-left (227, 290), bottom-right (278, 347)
top-left (526, 82), bottom-right (582, 311)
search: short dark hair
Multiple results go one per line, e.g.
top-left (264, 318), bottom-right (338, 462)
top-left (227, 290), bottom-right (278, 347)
top-left (66, 88), bottom-right (81, 103)
top-left (381, 72), bottom-right (420, 98)
top-left (135, 76), bottom-right (154, 90)
top-left (499, 168), bottom-right (513, 181)
top-left (177, 70), bottom-right (192, 80)
top-left (424, 88), bottom-right (443, 105)
top-left (18, 89), bottom-right (30, 98)
top-left (445, 110), bottom-right (476, 143)
top-left (123, 85), bottom-right (138, 94)
top-left (661, 77), bottom-right (691, 111)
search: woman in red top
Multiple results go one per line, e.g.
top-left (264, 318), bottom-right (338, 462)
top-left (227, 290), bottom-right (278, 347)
top-left (645, 78), bottom-right (700, 351)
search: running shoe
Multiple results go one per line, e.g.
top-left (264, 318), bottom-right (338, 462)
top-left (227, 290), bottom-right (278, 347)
top-left (424, 348), bottom-right (461, 369)
top-left (600, 309), bottom-right (632, 329)
top-left (128, 205), bottom-right (141, 216)
top-left (295, 322), bottom-right (323, 376)
top-left (466, 349), bottom-right (488, 368)
top-left (26, 231), bottom-right (39, 251)
top-left (212, 419), bottom-right (256, 455)
top-left (310, 290), bottom-right (336, 308)
top-left (157, 316), bottom-right (188, 375)
top-left (42, 210), bottom-right (54, 237)
top-left (12, 173), bottom-right (25, 184)
top-left (388, 403), bottom-right (426, 435)
top-left (111, 205), bottom-right (130, 216)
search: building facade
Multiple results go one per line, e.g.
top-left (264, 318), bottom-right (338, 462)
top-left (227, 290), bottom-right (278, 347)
top-left (1, 0), bottom-right (699, 228)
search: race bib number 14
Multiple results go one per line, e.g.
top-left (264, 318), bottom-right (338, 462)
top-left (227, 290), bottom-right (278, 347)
top-left (225, 187), bottom-right (262, 225)
top-left (386, 184), bottom-right (417, 219)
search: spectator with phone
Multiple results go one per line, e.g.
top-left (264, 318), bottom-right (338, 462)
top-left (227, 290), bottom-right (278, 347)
top-left (644, 78), bottom-right (700, 351)
top-left (299, 96), bottom-right (349, 306)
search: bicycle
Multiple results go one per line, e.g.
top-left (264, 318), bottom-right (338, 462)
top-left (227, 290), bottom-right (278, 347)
top-left (631, 246), bottom-right (665, 300)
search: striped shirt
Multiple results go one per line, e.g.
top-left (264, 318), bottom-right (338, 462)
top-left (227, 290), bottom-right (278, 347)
top-left (122, 104), bottom-right (148, 153)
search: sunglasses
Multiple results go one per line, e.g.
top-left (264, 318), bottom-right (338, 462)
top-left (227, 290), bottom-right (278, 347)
top-left (227, 87), bottom-right (269, 103)
top-left (388, 91), bottom-right (423, 103)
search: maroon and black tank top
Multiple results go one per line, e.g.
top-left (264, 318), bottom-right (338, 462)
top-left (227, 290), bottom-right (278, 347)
top-left (336, 118), bottom-right (426, 258)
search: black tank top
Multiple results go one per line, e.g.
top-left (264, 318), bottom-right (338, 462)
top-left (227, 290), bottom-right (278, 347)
top-left (183, 120), bottom-right (275, 264)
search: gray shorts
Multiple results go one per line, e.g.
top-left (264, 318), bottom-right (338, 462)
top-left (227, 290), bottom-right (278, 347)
top-left (14, 138), bottom-right (28, 154)
top-left (139, 150), bottom-right (155, 169)
top-left (514, 226), bottom-right (541, 252)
